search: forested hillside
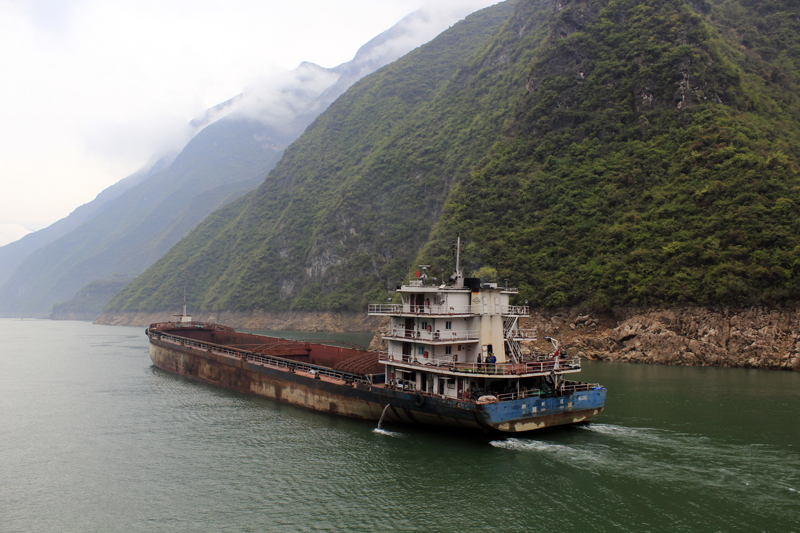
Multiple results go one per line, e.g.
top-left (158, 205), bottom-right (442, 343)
top-left (421, 0), bottom-right (800, 308)
top-left (108, 0), bottom-right (800, 316)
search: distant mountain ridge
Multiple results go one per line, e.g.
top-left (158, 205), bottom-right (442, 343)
top-left (0, 157), bottom-right (167, 288)
top-left (0, 6), bottom-right (482, 317)
top-left (106, 0), bottom-right (800, 316)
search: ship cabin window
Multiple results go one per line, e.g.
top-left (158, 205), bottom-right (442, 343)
top-left (421, 321), bottom-right (428, 330)
top-left (438, 379), bottom-right (445, 395)
top-left (417, 346), bottom-right (424, 355)
top-left (445, 321), bottom-right (452, 330)
top-left (445, 346), bottom-right (452, 355)
top-left (458, 345), bottom-right (462, 351)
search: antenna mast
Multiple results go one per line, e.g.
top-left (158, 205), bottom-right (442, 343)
top-left (455, 235), bottom-right (462, 278)
top-left (451, 235), bottom-right (464, 288)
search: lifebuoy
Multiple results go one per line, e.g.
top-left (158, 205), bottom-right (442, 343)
top-left (414, 391), bottom-right (425, 407)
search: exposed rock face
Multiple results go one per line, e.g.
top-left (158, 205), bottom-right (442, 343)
top-left (368, 318), bottom-right (391, 351)
top-left (521, 306), bottom-right (800, 371)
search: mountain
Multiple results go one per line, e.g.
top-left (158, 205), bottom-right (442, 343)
top-left (105, 0), bottom-right (521, 313)
top-left (0, 157), bottom-right (167, 288)
top-left (0, 6), bottom-right (479, 317)
top-left (108, 0), bottom-right (800, 316)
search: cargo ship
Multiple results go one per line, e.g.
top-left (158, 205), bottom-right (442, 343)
top-left (146, 244), bottom-right (606, 432)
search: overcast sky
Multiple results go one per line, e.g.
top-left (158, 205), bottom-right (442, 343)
top-left (0, 0), bottom-right (499, 246)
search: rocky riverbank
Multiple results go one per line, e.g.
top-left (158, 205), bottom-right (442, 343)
top-left (523, 305), bottom-right (800, 371)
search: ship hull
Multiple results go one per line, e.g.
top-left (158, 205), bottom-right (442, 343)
top-left (148, 330), bottom-right (606, 433)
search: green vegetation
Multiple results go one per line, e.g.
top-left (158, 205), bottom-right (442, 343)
top-left (109, 1), bottom-right (520, 313)
top-left (109, 0), bottom-right (800, 314)
top-left (423, 0), bottom-right (800, 308)
top-left (51, 277), bottom-right (135, 318)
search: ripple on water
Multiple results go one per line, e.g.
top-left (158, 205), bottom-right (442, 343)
top-left (491, 422), bottom-right (800, 513)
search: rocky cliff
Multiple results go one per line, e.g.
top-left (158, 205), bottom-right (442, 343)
top-left (523, 306), bottom-right (800, 370)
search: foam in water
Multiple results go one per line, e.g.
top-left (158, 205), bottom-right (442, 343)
top-left (489, 438), bottom-right (608, 465)
top-left (491, 422), bottom-right (800, 510)
top-left (373, 428), bottom-right (403, 437)
top-left (373, 404), bottom-right (403, 436)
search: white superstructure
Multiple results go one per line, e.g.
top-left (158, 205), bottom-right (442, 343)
top-left (369, 244), bottom-right (581, 401)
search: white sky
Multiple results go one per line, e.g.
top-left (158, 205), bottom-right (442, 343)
top-left (0, 0), bottom-right (499, 245)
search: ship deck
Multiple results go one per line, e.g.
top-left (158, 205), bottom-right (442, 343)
top-left (147, 323), bottom-right (601, 405)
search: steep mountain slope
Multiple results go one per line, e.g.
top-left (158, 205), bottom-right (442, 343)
top-left (420, 0), bottom-right (800, 308)
top-left (0, 7), bottom-right (468, 317)
top-left (108, 0), bottom-right (800, 316)
top-left (106, 0), bottom-right (521, 314)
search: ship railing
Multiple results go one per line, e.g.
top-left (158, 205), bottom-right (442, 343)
top-left (494, 389), bottom-right (543, 401)
top-left (379, 352), bottom-right (581, 375)
top-left (499, 305), bottom-right (530, 316)
top-left (368, 304), bottom-right (475, 316)
top-left (560, 382), bottom-right (603, 393)
top-left (491, 382), bottom-right (601, 401)
top-left (385, 328), bottom-right (481, 342)
top-left (148, 321), bottom-right (235, 332)
top-left (368, 303), bottom-right (530, 316)
top-left (150, 330), bottom-right (375, 386)
top-left (507, 328), bottom-right (537, 340)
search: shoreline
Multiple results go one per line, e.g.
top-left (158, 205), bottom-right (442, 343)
top-left (94, 309), bottom-right (382, 333)
top-left (521, 305), bottom-right (800, 371)
top-left (95, 305), bottom-right (800, 371)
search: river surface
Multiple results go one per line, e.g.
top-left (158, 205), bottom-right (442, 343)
top-left (1, 319), bottom-right (798, 532)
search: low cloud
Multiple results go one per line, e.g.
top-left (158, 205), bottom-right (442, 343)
top-left (0, 0), bottom-right (502, 230)
top-left (0, 223), bottom-right (32, 247)
top-left (229, 63), bottom-right (343, 126)
top-left (223, 1), bottom-right (502, 129)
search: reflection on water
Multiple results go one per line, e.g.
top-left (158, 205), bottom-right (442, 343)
top-left (1, 319), bottom-right (798, 533)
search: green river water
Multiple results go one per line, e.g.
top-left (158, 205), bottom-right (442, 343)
top-left (1, 319), bottom-right (798, 532)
